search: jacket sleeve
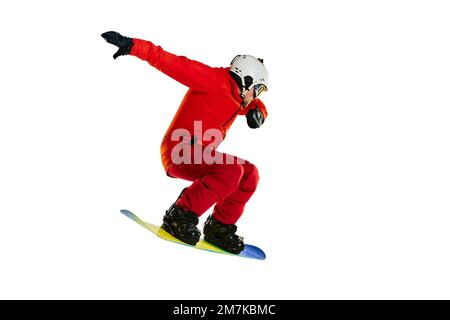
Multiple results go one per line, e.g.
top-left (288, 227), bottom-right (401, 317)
top-left (240, 99), bottom-right (268, 119)
top-left (130, 38), bottom-right (220, 92)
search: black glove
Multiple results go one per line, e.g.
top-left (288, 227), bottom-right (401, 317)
top-left (246, 107), bottom-right (265, 129)
top-left (101, 31), bottom-right (133, 59)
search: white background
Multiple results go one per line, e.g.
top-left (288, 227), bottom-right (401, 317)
top-left (0, 0), bottom-right (449, 299)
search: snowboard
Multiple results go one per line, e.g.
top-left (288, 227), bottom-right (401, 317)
top-left (120, 209), bottom-right (266, 260)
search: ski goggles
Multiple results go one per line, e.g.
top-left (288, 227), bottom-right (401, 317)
top-left (253, 83), bottom-right (267, 98)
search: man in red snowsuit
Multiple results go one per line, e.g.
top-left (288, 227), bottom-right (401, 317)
top-left (102, 31), bottom-right (269, 254)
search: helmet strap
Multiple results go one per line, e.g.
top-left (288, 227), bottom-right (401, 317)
top-left (229, 71), bottom-right (249, 101)
top-left (240, 87), bottom-right (247, 100)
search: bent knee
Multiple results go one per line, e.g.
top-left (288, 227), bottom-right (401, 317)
top-left (226, 164), bottom-right (245, 189)
top-left (242, 163), bottom-right (260, 192)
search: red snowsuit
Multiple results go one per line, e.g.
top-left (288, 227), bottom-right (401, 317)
top-left (130, 38), bottom-right (268, 224)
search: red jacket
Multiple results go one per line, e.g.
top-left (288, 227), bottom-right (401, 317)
top-left (130, 38), bottom-right (268, 172)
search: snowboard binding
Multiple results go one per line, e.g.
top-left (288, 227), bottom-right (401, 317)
top-left (162, 203), bottom-right (201, 246)
top-left (203, 215), bottom-right (245, 254)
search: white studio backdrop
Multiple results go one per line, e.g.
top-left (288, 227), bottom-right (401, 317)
top-left (0, 0), bottom-right (449, 299)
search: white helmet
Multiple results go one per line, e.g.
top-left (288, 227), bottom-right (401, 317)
top-left (230, 55), bottom-right (269, 98)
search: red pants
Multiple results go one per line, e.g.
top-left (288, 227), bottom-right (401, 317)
top-left (167, 148), bottom-right (260, 225)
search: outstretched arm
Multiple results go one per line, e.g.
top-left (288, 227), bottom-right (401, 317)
top-left (101, 31), bottom-right (219, 92)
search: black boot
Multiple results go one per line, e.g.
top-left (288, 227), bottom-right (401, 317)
top-left (203, 215), bottom-right (245, 254)
top-left (162, 202), bottom-right (201, 246)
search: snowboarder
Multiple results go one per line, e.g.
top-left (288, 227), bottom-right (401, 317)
top-left (101, 31), bottom-right (269, 254)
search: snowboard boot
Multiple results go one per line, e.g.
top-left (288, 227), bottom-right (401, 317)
top-left (161, 195), bottom-right (201, 246)
top-left (203, 215), bottom-right (245, 254)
